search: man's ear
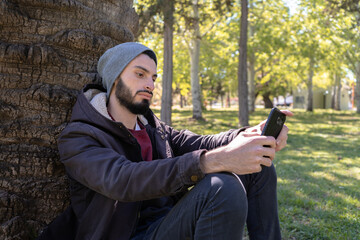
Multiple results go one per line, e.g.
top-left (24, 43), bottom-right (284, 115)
top-left (109, 77), bottom-right (120, 96)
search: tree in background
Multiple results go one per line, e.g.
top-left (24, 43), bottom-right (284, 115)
top-left (188, 0), bottom-right (203, 120)
top-left (248, 0), bottom-right (291, 109)
top-left (320, 15), bottom-right (348, 111)
top-left (137, 0), bottom-right (233, 120)
top-left (136, 0), bottom-right (174, 124)
top-left (177, 0), bottom-right (233, 120)
top-left (287, 0), bottom-right (330, 111)
top-left (238, 0), bottom-right (249, 126)
top-left (326, 0), bottom-right (360, 113)
top-left (161, 0), bottom-right (174, 124)
top-left (135, 0), bottom-right (358, 113)
top-left (198, 4), bottom-right (237, 109)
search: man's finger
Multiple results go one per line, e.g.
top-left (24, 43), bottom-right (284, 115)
top-left (261, 145), bottom-right (275, 160)
top-left (260, 157), bottom-right (273, 167)
top-left (241, 132), bottom-right (259, 137)
top-left (277, 124), bottom-right (289, 141)
top-left (260, 136), bottom-right (277, 149)
top-left (280, 109), bottom-right (294, 117)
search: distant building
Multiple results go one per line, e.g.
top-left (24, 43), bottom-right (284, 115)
top-left (293, 86), bottom-right (351, 110)
top-left (273, 95), bottom-right (293, 107)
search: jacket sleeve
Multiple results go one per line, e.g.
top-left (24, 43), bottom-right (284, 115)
top-left (58, 122), bottom-right (205, 202)
top-left (167, 125), bottom-right (248, 157)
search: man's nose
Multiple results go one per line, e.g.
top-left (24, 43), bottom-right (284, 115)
top-left (145, 77), bottom-right (155, 92)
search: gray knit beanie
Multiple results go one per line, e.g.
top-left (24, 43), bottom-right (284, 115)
top-left (97, 42), bottom-right (157, 98)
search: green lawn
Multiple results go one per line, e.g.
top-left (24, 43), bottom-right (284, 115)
top-left (156, 108), bottom-right (360, 240)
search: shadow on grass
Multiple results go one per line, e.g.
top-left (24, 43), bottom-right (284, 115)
top-left (276, 131), bottom-right (359, 239)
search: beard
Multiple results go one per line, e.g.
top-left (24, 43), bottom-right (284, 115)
top-left (115, 78), bottom-right (152, 115)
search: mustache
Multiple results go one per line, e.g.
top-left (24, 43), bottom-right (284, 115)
top-left (136, 90), bottom-right (153, 96)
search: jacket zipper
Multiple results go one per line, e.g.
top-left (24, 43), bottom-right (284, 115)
top-left (130, 201), bottom-right (142, 237)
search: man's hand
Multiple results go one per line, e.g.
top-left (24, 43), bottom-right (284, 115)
top-left (200, 134), bottom-right (276, 175)
top-left (242, 109), bottom-right (293, 151)
top-left (199, 110), bottom-right (293, 175)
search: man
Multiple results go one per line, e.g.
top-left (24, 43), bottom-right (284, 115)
top-left (44, 42), bottom-right (292, 240)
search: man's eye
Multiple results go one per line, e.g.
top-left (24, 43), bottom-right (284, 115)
top-left (136, 72), bottom-right (144, 77)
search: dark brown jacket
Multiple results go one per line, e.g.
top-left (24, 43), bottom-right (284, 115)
top-left (42, 84), bottom-right (244, 240)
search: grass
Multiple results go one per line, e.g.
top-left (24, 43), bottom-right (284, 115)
top-left (154, 108), bottom-right (360, 240)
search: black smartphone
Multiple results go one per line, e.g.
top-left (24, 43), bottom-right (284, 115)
top-left (261, 107), bottom-right (286, 139)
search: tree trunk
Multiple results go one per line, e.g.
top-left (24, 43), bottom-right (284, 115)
top-left (334, 73), bottom-right (341, 110)
top-left (248, 7), bottom-right (256, 113)
top-left (0, 0), bottom-right (137, 239)
top-left (160, 0), bottom-right (174, 125)
top-left (238, 0), bottom-right (249, 127)
top-left (248, 53), bottom-right (256, 113)
top-left (180, 94), bottom-right (184, 108)
top-left (263, 92), bottom-right (274, 108)
top-left (331, 78), bottom-right (336, 109)
top-left (355, 12), bottom-right (360, 114)
top-left (189, 0), bottom-right (203, 120)
top-left (227, 92), bottom-right (231, 107)
top-left (356, 61), bottom-right (360, 113)
top-left (306, 57), bottom-right (314, 111)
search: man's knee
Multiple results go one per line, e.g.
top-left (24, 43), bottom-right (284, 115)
top-left (206, 173), bottom-right (247, 208)
top-left (260, 164), bottom-right (278, 188)
top-left (209, 172), bottom-right (245, 193)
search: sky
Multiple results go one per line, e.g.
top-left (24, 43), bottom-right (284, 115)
top-left (283, 0), bottom-right (299, 15)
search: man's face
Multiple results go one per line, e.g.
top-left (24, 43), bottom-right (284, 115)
top-left (114, 54), bottom-right (157, 115)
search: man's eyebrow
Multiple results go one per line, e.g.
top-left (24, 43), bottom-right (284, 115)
top-left (134, 65), bottom-right (158, 78)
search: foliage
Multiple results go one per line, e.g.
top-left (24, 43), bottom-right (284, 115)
top-left (153, 107), bottom-right (360, 239)
top-left (134, 0), bottom-right (359, 110)
top-left (248, 0), bottom-right (292, 97)
top-left (326, 0), bottom-right (360, 13)
top-left (200, 12), bottom-right (237, 103)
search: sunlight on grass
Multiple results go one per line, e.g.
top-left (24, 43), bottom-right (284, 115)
top-left (310, 171), bottom-right (337, 182)
top-left (163, 108), bottom-right (360, 239)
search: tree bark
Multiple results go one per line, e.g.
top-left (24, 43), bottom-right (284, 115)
top-left (160, 0), bottom-right (174, 125)
top-left (189, 0), bottom-right (203, 120)
top-left (263, 92), bottom-right (274, 108)
top-left (356, 61), bottom-right (360, 113)
top-left (227, 92), bottom-right (231, 107)
top-left (238, 0), bottom-right (249, 127)
top-left (0, 0), bottom-right (137, 238)
top-left (331, 75), bottom-right (336, 109)
top-left (248, 4), bottom-right (256, 113)
top-left (356, 12), bottom-right (360, 113)
top-left (334, 73), bottom-right (342, 110)
top-left (306, 57), bottom-right (314, 111)
top-left (248, 51), bottom-right (256, 112)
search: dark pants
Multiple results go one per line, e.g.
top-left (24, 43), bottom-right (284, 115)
top-left (138, 164), bottom-right (281, 240)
